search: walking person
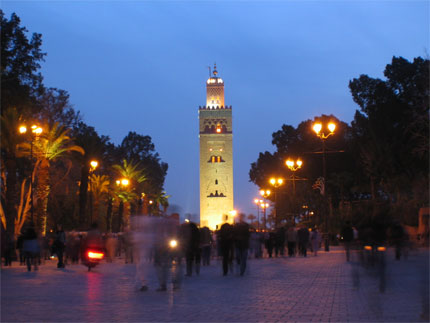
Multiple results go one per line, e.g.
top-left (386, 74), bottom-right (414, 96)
top-left (22, 226), bottom-right (40, 272)
top-left (200, 226), bottom-right (212, 266)
top-left (297, 226), bottom-right (310, 257)
top-left (274, 226), bottom-right (286, 257)
top-left (310, 227), bottom-right (321, 256)
top-left (287, 226), bottom-right (298, 257)
top-left (53, 225), bottom-right (66, 268)
top-left (233, 214), bottom-right (250, 276)
top-left (180, 221), bottom-right (201, 276)
top-left (341, 221), bottom-right (354, 261)
top-left (218, 222), bottom-right (234, 276)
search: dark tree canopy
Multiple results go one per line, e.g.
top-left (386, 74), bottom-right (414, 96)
top-left (1, 10), bottom-right (46, 115)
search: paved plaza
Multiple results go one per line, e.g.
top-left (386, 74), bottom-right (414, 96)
top-left (1, 246), bottom-right (428, 322)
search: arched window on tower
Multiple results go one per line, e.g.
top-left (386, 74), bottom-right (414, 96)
top-left (208, 155), bottom-right (225, 163)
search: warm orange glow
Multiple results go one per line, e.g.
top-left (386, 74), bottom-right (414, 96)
top-left (270, 178), bottom-right (283, 186)
top-left (313, 123), bottom-right (322, 134)
top-left (364, 245), bottom-right (372, 251)
top-left (90, 160), bottom-right (98, 169)
top-left (229, 210), bottom-right (237, 217)
top-left (149, 200), bottom-right (153, 204)
top-left (33, 127), bottom-right (42, 135)
top-left (254, 198), bottom-right (259, 204)
top-left (286, 160), bottom-right (294, 167)
top-left (19, 126), bottom-right (27, 134)
top-left (169, 240), bottom-right (178, 248)
top-left (377, 246), bottom-right (386, 252)
top-left (297, 160), bottom-right (303, 167)
top-left (120, 178), bottom-right (129, 186)
top-left (328, 123), bottom-right (336, 133)
top-left (88, 251), bottom-right (104, 259)
top-left (216, 127), bottom-right (221, 133)
top-left (116, 180), bottom-right (120, 185)
top-left (260, 189), bottom-right (271, 197)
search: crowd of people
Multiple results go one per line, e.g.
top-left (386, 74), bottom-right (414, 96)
top-left (1, 216), bottom-right (418, 292)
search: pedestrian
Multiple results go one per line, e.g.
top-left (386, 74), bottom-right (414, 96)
top-left (180, 221), bottom-right (201, 276)
top-left (341, 221), bottom-right (354, 261)
top-left (200, 226), bottom-right (212, 266)
top-left (16, 233), bottom-right (25, 265)
top-left (265, 232), bottom-right (275, 258)
top-left (233, 214), bottom-right (250, 276)
top-left (105, 233), bottom-right (117, 263)
top-left (297, 226), bottom-right (310, 257)
top-left (53, 225), bottom-right (66, 268)
top-left (3, 232), bottom-right (15, 266)
top-left (274, 226), bottom-right (286, 257)
top-left (218, 222), bottom-right (234, 276)
top-left (22, 226), bottom-right (40, 272)
top-left (153, 217), bottom-right (182, 291)
top-left (287, 226), bottom-right (298, 257)
top-left (310, 227), bottom-right (321, 256)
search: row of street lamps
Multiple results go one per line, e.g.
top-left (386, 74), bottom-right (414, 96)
top-left (253, 121), bottom-right (336, 232)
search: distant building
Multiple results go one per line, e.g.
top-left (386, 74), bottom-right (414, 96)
top-left (199, 64), bottom-right (234, 230)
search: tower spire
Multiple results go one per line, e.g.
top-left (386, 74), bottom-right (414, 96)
top-left (213, 63), bottom-right (218, 76)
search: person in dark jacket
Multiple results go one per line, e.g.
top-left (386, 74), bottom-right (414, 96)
top-left (53, 225), bottom-right (66, 268)
top-left (218, 223), bottom-right (234, 276)
top-left (341, 221), bottom-right (354, 261)
top-left (274, 226), bottom-right (286, 257)
top-left (297, 226), bottom-right (310, 257)
top-left (265, 232), bottom-right (275, 258)
top-left (180, 221), bottom-right (201, 276)
top-left (22, 227), bottom-right (40, 271)
top-left (233, 215), bottom-right (250, 276)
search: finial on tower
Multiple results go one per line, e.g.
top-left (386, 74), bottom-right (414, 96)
top-left (213, 63), bottom-right (218, 76)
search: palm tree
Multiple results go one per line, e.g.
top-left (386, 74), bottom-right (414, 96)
top-left (89, 174), bottom-right (109, 225)
top-left (17, 122), bottom-right (84, 235)
top-left (154, 191), bottom-right (170, 215)
top-left (112, 159), bottom-right (146, 230)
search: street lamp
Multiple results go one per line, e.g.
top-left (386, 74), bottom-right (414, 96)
top-left (254, 198), bottom-right (261, 231)
top-left (312, 121), bottom-right (336, 251)
top-left (88, 160), bottom-right (98, 225)
top-left (260, 201), bottom-right (269, 230)
top-left (19, 124), bottom-right (43, 225)
top-left (269, 177), bottom-right (284, 228)
top-left (260, 189), bottom-right (271, 230)
top-left (286, 159), bottom-right (303, 195)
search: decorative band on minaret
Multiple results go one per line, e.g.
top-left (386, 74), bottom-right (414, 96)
top-left (199, 64), bottom-right (234, 230)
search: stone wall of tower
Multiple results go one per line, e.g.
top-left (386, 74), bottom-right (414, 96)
top-left (199, 106), bottom-right (234, 230)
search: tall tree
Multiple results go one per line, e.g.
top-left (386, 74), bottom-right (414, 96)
top-left (1, 10), bottom-right (45, 116)
top-left (17, 122), bottom-right (84, 235)
top-left (349, 56), bottom-right (429, 223)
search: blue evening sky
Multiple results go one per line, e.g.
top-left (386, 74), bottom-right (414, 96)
top-left (3, 1), bottom-right (429, 220)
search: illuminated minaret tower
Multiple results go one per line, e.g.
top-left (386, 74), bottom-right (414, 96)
top-left (199, 64), bottom-right (234, 230)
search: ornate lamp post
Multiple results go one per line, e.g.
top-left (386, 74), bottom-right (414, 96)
top-left (259, 189), bottom-right (271, 230)
top-left (269, 177), bottom-right (284, 228)
top-left (312, 121), bottom-right (336, 251)
top-left (19, 124), bottom-right (43, 225)
top-left (285, 159), bottom-right (303, 195)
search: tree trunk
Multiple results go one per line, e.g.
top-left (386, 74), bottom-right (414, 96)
top-left (4, 157), bottom-right (17, 239)
top-left (106, 198), bottom-right (112, 232)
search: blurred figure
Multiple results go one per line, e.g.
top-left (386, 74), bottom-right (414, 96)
top-left (16, 233), bottom-right (25, 265)
top-left (131, 216), bottom-right (156, 291)
top-left (123, 229), bottom-right (134, 264)
top-left (250, 229), bottom-right (263, 258)
top-left (153, 217), bottom-right (182, 291)
top-left (265, 232), bottom-right (275, 258)
top-left (287, 226), bottom-right (298, 257)
top-left (22, 227), bottom-right (40, 271)
top-left (389, 221), bottom-right (406, 260)
top-left (53, 225), bottom-right (66, 268)
top-left (310, 227), bottom-right (321, 256)
top-left (274, 226), bottom-right (285, 257)
top-left (180, 221), bottom-right (201, 276)
top-left (341, 221), bottom-right (354, 261)
top-left (105, 233), bottom-right (117, 263)
top-left (2, 232), bottom-right (15, 266)
top-left (298, 226), bottom-right (310, 257)
top-left (233, 214), bottom-right (250, 276)
top-left (199, 226), bottom-right (212, 266)
top-left (218, 222), bottom-right (234, 276)
top-left (70, 233), bottom-right (81, 264)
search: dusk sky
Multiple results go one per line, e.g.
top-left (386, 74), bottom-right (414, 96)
top-left (3, 1), bottom-right (429, 220)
